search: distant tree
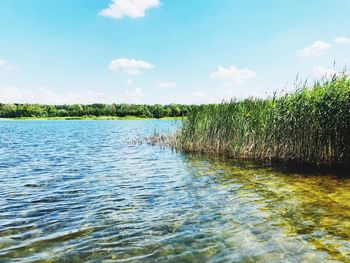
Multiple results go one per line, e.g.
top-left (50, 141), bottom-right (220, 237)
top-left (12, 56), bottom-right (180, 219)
top-left (0, 103), bottom-right (199, 118)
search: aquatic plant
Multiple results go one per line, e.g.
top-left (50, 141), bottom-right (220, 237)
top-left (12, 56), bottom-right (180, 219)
top-left (175, 74), bottom-right (350, 168)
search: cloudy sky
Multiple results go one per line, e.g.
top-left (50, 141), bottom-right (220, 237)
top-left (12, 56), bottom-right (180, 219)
top-left (0, 0), bottom-right (350, 104)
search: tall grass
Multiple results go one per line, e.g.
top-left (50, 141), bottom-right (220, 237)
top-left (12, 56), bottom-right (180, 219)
top-left (176, 74), bottom-right (350, 168)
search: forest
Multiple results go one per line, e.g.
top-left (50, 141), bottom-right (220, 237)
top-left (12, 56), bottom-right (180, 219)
top-left (0, 103), bottom-right (195, 119)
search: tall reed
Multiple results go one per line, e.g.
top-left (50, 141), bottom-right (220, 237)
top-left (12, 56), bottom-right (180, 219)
top-left (176, 75), bottom-right (350, 168)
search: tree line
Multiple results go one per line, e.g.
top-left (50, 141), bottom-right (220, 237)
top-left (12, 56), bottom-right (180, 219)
top-left (0, 103), bottom-right (196, 118)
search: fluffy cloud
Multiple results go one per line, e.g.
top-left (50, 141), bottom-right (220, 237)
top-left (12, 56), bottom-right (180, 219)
top-left (220, 83), bottom-right (263, 101)
top-left (314, 66), bottom-right (350, 78)
top-left (188, 91), bottom-right (207, 104)
top-left (158, 82), bottom-right (176, 88)
top-left (211, 65), bottom-right (256, 84)
top-left (313, 66), bottom-right (339, 78)
top-left (297, 41), bottom-right (331, 58)
top-left (190, 91), bottom-right (206, 98)
top-left (0, 87), bottom-right (28, 102)
top-left (0, 87), bottom-right (109, 104)
top-left (188, 91), bottom-right (221, 104)
top-left (222, 83), bottom-right (236, 99)
top-left (100, 0), bottom-right (160, 19)
top-left (0, 59), bottom-right (16, 71)
top-left (109, 58), bottom-right (154, 75)
top-left (126, 78), bottom-right (133, 85)
top-left (334, 37), bottom-right (350, 44)
top-left (124, 88), bottom-right (143, 102)
top-left (0, 85), bottom-right (148, 104)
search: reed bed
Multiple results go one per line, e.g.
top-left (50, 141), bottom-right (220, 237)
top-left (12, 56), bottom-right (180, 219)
top-left (173, 74), bottom-right (350, 168)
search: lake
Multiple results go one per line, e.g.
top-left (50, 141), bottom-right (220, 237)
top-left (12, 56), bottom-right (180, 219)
top-left (0, 120), bottom-right (349, 262)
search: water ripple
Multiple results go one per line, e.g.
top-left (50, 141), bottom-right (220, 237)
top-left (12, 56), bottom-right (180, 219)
top-left (0, 120), bottom-right (349, 262)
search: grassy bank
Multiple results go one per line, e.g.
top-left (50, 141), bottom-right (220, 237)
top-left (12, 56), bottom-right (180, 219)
top-left (173, 75), bottom-right (350, 168)
top-left (0, 116), bottom-right (182, 121)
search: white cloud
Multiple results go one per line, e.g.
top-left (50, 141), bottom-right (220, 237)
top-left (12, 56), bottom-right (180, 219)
top-left (109, 58), bottom-right (154, 75)
top-left (313, 66), bottom-right (350, 79)
top-left (0, 86), bottom-right (149, 104)
top-left (0, 87), bottom-right (29, 102)
top-left (222, 83), bottom-right (236, 99)
top-left (0, 59), bottom-right (16, 71)
top-left (334, 37), bottom-right (350, 44)
top-left (100, 0), bottom-right (160, 19)
top-left (126, 78), bottom-right (133, 85)
top-left (211, 65), bottom-right (256, 84)
top-left (313, 66), bottom-right (338, 78)
top-left (65, 90), bottom-right (107, 104)
top-left (190, 91), bottom-right (206, 98)
top-left (124, 88), bottom-right (143, 103)
top-left (158, 82), bottom-right (176, 88)
top-left (297, 41), bottom-right (331, 58)
top-left (188, 91), bottom-right (215, 104)
top-left (0, 87), bottom-right (110, 104)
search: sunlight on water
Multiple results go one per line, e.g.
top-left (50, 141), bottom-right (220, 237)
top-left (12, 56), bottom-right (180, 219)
top-left (0, 121), bottom-right (349, 262)
top-left (187, 157), bottom-right (350, 262)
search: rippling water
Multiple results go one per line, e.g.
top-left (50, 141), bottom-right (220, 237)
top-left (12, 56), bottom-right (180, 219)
top-left (0, 120), bottom-right (349, 262)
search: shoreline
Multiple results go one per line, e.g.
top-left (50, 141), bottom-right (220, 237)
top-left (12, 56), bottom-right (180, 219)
top-left (0, 116), bottom-right (184, 121)
top-left (163, 75), bottom-right (350, 169)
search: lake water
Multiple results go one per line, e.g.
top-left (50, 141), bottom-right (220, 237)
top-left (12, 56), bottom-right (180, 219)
top-left (0, 120), bottom-right (349, 262)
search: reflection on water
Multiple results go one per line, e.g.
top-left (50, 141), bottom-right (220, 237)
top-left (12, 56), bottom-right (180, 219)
top-left (0, 120), bottom-right (349, 262)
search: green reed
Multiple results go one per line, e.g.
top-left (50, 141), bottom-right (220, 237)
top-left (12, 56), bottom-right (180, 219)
top-left (176, 74), bottom-right (350, 168)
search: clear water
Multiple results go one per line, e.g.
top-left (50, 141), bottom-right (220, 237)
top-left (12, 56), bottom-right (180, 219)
top-left (0, 120), bottom-right (349, 262)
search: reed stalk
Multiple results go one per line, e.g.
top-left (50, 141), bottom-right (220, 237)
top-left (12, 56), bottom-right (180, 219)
top-left (174, 74), bottom-right (350, 168)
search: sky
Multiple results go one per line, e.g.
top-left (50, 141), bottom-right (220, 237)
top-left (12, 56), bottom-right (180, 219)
top-left (0, 0), bottom-right (350, 105)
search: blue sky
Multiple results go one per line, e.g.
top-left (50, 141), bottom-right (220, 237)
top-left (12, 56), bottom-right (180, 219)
top-left (0, 0), bottom-right (350, 104)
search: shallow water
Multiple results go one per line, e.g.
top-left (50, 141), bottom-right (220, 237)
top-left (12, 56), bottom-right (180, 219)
top-left (0, 120), bottom-right (349, 262)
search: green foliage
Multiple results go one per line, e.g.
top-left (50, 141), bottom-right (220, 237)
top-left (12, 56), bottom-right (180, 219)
top-left (0, 103), bottom-right (194, 119)
top-left (177, 75), bottom-right (350, 168)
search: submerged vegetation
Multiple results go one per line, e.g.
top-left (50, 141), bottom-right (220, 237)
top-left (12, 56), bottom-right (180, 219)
top-left (0, 103), bottom-right (194, 119)
top-left (171, 75), bottom-right (350, 168)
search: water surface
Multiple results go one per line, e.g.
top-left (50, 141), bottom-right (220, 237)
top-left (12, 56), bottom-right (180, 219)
top-left (0, 120), bottom-right (349, 262)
